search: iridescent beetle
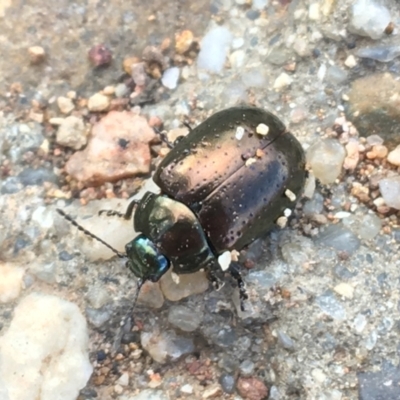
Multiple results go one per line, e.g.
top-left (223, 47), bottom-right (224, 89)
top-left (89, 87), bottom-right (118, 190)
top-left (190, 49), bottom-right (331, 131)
top-left (58, 106), bottom-right (306, 311)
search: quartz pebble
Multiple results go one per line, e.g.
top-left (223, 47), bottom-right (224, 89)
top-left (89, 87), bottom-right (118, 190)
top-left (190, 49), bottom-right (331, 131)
top-left (160, 269), bottom-right (209, 301)
top-left (197, 26), bottom-right (232, 74)
top-left (379, 176), bottom-right (400, 210)
top-left (161, 67), bottom-right (180, 90)
top-left (0, 293), bottom-right (92, 400)
top-left (315, 290), bottom-right (346, 321)
top-left (137, 281), bottom-right (164, 309)
top-left (28, 45), bottom-right (46, 64)
top-left (334, 282), bottom-right (354, 299)
top-left (387, 145), bottom-right (400, 166)
top-left (273, 72), bottom-right (292, 90)
top-left (348, 0), bottom-right (391, 40)
top-left (127, 389), bottom-right (169, 400)
top-left (0, 263), bottom-right (25, 303)
top-left (356, 44), bottom-right (400, 63)
top-left (56, 116), bottom-right (87, 150)
top-left (168, 305), bottom-right (202, 332)
top-left (316, 224), bottom-right (361, 254)
top-left (307, 139), bottom-right (346, 184)
top-left (57, 96), bottom-right (75, 114)
top-left (88, 93), bottom-right (110, 112)
top-left (141, 329), bottom-right (194, 363)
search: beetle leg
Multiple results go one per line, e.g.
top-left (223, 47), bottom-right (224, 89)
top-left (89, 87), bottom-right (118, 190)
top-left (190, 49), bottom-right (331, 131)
top-left (229, 262), bottom-right (248, 312)
top-left (98, 199), bottom-right (139, 221)
top-left (182, 121), bottom-right (193, 132)
top-left (153, 127), bottom-right (175, 149)
top-left (207, 268), bottom-right (225, 291)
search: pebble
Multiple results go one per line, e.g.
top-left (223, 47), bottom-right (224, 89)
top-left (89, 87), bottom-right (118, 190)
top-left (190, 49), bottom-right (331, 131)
top-left (311, 368), bottom-right (327, 383)
top-left (344, 139), bottom-right (360, 170)
top-left (316, 224), bottom-right (361, 254)
top-left (125, 389), bottom-right (169, 400)
top-left (276, 330), bottom-right (295, 350)
top-left (334, 282), bottom-right (354, 299)
top-left (28, 45), bottom-right (46, 64)
top-left (88, 44), bottom-right (112, 67)
top-left (239, 360), bottom-right (255, 376)
top-left (137, 281), bottom-right (164, 309)
top-left (1, 177), bottom-right (22, 194)
top-left (65, 111), bottom-right (155, 185)
top-left (4, 122), bottom-right (45, 163)
top-left (180, 384), bottom-right (193, 394)
top-left (326, 65), bottom-right (348, 84)
top-left (117, 372), bottom-right (129, 386)
top-left (0, 293), bottom-right (92, 399)
top-left (379, 176), bottom-right (400, 210)
top-left (175, 30), bottom-right (194, 54)
top-left (353, 313), bottom-right (367, 333)
top-left (229, 49), bottom-right (246, 69)
top-left (303, 192), bottom-right (324, 217)
top-left (18, 167), bottom-right (58, 186)
top-left (197, 26), bottom-right (232, 74)
top-left (241, 68), bottom-right (267, 88)
top-left (344, 55), bottom-right (357, 68)
top-left (161, 67), bottom-right (180, 90)
top-left (57, 96), bottom-right (75, 114)
top-left (356, 44), bottom-right (400, 63)
top-left (273, 72), bottom-right (292, 90)
top-left (0, 263), bottom-right (25, 303)
top-left (358, 366), bottom-right (400, 399)
top-left (348, 0), bottom-right (391, 40)
top-left (202, 385), bottom-right (222, 399)
top-left (56, 116), bottom-right (87, 150)
top-left (86, 285), bottom-right (111, 309)
top-left (160, 269), bottom-right (209, 301)
top-left (342, 213), bottom-right (382, 240)
top-left (236, 377), bottom-right (269, 400)
top-left (315, 290), bottom-right (346, 321)
top-left (306, 139), bottom-right (346, 184)
top-left (219, 374), bottom-right (235, 394)
top-left (141, 330), bottom-right (194, 363)
top-left (387, 145), bottom-right (400, 166)
top-left (87, 93), bottom-right (110, 112)
top-left (168, 305), bottom-right (202, 332)
top-left (114, 83), bottom-right (129, 98)
top-left (308, 3), bottom-right (320, 20)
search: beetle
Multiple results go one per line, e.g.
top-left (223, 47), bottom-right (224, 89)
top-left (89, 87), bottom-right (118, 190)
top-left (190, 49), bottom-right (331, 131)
top-left (57, 106), bottom-right (306, 311)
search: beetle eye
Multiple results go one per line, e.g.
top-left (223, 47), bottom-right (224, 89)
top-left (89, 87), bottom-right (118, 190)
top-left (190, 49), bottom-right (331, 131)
top-left (125, 235), bottom-right (170, 282)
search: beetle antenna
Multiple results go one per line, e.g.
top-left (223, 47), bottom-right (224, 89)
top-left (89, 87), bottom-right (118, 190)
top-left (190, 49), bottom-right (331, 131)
top-left (112, 278), bottom-right (145, 353)
top-left (56, 208), bottom-right (126, 259)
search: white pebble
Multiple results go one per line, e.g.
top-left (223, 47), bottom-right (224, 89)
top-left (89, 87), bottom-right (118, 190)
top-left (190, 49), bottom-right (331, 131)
top-left (218, 251), bottom-right (232, 271)
top-left (348, 0), bottom-right (391, 40)
top-left (273, 72), bottom-right (293, 90)
top-left (161, 67), bottom-right (180, 90)
top-left (0, 293), bottom-right (92, 400)
top-left (387, 145), bottom-right (400, 167)
top-left (88, 93), bottom-right (110, 112)
top-left (276, 216), bottom-right (288, 228)
top-left (0, 263), bottom-right (25, 303)
top-left (379, 176), bottom-right (400, 210)
top-left (285, 189), bottom-right (297, 202)
top-left (197, 26), bottom-right (232, 74)
top-left (256, 123), bottom-right (269, 135)
top-left (344, 55), bottom-right (357, 68)
top-left (235, 126), bottom-right (245, 140)
top-left (334, 282), bottom-right (354, 299)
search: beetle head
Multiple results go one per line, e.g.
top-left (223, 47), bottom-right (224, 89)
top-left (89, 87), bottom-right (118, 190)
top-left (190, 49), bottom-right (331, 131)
top-left (125, 234), bottom-right (170, 282)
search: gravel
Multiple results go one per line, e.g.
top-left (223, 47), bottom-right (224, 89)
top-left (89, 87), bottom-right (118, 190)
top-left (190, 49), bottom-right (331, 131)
top-left (1, 0), bottom-right (400, 399)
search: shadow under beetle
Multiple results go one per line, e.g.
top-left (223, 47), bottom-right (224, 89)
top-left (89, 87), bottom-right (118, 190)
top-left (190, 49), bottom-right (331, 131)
top-left (57, 106), bottom-right (306, 311)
